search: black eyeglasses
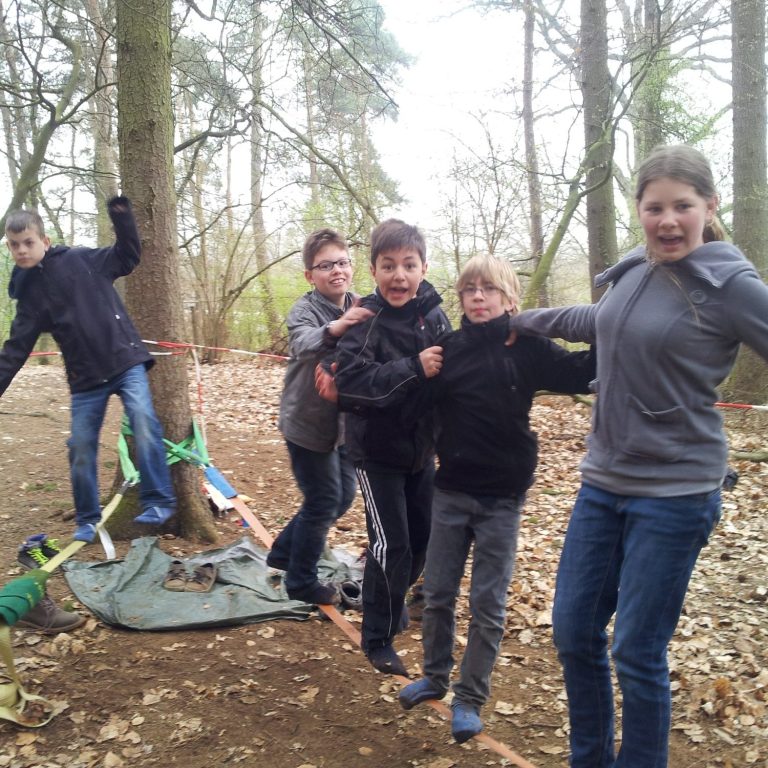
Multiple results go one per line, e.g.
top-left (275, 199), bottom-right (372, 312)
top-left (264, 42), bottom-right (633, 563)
top-left (458, 284), bottom-right (501, 298)
top-left (310, 258), bottom-right (352, 272)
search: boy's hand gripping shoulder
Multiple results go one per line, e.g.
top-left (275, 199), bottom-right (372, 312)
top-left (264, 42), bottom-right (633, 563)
top-left (418, 345), bottom-right (444, 379)
top-left (315, 361), bottom-right (338, 403)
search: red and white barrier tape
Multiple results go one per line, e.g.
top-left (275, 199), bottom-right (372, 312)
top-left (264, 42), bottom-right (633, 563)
top-left (142, 339), bottom-right (288, 362)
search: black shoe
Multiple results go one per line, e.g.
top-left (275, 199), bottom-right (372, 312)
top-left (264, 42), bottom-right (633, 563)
top-left (339, 580), bottom-right (363, 611)
top-left (366, 644), bottom-right (408, 676)
top-left (286, 581), bottom-right (340, 605)
top-left (265, 550), bottom-right (289, 570)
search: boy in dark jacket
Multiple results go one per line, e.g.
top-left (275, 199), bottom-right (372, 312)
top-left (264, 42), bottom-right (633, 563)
top-left (398, 255), bottom-right (595, 743)
top-left (0, 197), bottom-right (176, 542)
top-left (331, 219), bottom-right (450, 676)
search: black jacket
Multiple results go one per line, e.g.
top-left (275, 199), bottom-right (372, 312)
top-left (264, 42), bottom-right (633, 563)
top-left (0, 197), bottom-right (153, 395)
top-left (335, 280), bottom-right (451, 472)
top-left (431, 313), bottom-right (595, 497)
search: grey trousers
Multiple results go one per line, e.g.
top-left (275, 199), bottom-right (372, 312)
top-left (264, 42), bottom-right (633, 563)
top-left (421, 487), bottom-right (522, 708)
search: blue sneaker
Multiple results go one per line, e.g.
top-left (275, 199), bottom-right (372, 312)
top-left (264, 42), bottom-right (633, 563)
top-left (451, 700), bottom-right (483, 743)
top-left (398, 677), bottom-right (447, 710)
top-left (73, 523), bottom-right (98, 543)
top-left (134, 506), bottom-right (176, 524)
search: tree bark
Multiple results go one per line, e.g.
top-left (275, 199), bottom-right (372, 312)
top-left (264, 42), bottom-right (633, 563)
top-left (581, 0), bottom-right (618, 300)
top-left (115, 0), bottom-right (216, 541)
top-left (82, 0), bottom-right (120, 242)
top-left (523, 0), bottom-right (548, 306)
top-left (725, 0), bottom-right (768, 403)
top-left (250, 0), bottom-right (281, 347)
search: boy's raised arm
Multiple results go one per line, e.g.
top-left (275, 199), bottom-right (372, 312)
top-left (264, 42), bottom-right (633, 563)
top-left (90, 195), bottom-right (142, 279)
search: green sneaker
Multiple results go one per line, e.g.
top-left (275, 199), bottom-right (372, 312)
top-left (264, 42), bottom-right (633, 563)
top-left (41, 536), bottom-right (62, 559)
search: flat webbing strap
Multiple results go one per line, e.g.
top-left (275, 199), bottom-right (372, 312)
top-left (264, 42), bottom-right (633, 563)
top-left (0, 623), bottom-right (55, 727)
top-left (119, 417), bottom-right (209, 484)
top-left (0, 478), bottom-right (132, 727)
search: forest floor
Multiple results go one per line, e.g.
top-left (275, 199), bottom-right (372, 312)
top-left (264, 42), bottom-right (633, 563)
top-left (0, 359), bottom-right (766, 768)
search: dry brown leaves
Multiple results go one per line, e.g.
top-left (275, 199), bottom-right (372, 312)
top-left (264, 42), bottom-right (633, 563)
top-left (192, 359), bottom-right (767, 760)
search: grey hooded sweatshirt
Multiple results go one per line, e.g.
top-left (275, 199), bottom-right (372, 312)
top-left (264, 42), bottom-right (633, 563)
top-left (511, 242), bottom-right (768, 497)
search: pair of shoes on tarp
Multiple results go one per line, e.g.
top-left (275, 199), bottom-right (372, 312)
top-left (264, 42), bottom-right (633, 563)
top-left (398, 679), bottom-right (483, 742)
top-left (17, 533), bottom-right (62, 569)
top-left (73, 506), bottom-right (176, 544)
top-left (162, 560), bottom-right (218, 593)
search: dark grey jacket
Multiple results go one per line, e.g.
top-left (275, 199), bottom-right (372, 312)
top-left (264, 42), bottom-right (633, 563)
top-left (511, 242), bottom-right (768, 496)
top-left (278, 288), bottom-right (353, 453)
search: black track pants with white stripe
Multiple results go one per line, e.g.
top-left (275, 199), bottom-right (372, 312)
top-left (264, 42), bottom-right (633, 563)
top-left (355, 461), bottom-right (435, 652)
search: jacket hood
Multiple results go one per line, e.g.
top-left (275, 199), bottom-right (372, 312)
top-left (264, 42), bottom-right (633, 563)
top-left (596, 242), bottom-right (755, 290)
top-left (360, 279), bottom-right (443, 316)
top-left (8, 244), bottom-right (67, 299)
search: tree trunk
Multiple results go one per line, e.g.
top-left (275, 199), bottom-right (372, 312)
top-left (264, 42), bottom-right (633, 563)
top-left (250, 0), bottom-right (281, 348)
top-left (523, 0), bottom-right (548, 307)
top-left (725, 0), bottom-right (768, 403)
top-left (82, 0), bottom-right (120, 242)
top-left (581, 0), bottom-right (618, 300)
top-left (632, 0), bottom-right (667, 162)
top-left (115, 0), bottom-right (216, 541)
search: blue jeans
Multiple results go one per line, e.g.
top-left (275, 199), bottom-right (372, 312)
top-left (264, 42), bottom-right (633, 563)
top-left (421, 488), bottom-right (522, 708)
top-left (552, 483), bottom-right (721, 768)
top-left (68, 364), bottom-right (175, 525)
top-left (271, 441), bottom-right (357, 593)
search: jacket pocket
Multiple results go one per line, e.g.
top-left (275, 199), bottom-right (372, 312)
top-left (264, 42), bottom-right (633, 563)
top-left (620, 394), bottom-right (689, 462)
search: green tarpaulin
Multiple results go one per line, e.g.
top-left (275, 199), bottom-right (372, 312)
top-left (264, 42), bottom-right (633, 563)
top-left (62, 536), bottom-right (355, 631)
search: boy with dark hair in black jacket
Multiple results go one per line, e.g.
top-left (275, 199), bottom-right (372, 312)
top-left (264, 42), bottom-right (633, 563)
top-left (0, 197), bottom-right (176, 543)
top-left (330, 219), bottom-right (450, 676)
top-left (397, 255), bottom-right (595, 743)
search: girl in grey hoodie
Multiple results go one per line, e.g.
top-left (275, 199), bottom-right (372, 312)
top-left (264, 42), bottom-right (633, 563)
top-left (510, 145), bottom-right (768, 768)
